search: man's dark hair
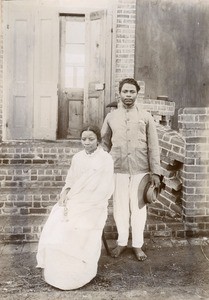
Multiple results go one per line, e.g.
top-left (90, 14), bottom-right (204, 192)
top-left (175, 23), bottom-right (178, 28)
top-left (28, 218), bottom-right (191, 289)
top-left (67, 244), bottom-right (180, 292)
top-left (119, 78), bottom-right (140, 93)
top-left (80, 125), bottom-right (102, 142)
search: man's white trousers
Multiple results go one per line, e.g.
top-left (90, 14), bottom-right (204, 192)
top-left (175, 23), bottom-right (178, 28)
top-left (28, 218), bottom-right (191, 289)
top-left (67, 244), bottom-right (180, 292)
top-left (113, 173), bottom-right (147, 248)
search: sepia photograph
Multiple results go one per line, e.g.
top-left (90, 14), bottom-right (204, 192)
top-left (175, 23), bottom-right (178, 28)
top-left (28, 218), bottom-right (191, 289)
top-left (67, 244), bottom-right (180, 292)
top-left (0, 0), bottom-right (209, 299)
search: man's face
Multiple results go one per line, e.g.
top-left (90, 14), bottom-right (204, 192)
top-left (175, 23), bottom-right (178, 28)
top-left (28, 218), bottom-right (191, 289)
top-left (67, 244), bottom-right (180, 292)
top-left (120, 83), bottom-right (138, 108)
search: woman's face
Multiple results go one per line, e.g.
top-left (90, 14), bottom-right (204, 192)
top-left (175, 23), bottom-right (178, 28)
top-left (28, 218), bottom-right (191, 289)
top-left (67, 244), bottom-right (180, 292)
top-left (81, 130), bottom-right (98, 154)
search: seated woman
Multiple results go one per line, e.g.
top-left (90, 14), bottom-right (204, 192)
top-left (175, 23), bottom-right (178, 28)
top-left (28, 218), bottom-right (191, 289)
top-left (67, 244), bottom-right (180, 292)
top-left (36, 125), bottom-right (114, 290)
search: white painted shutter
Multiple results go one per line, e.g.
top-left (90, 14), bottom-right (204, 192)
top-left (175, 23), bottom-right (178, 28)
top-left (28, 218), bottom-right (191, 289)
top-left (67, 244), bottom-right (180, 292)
top-left (33, 8), bottom-right (59, 140)
top-left (4, 2), bottom-right (34, 139)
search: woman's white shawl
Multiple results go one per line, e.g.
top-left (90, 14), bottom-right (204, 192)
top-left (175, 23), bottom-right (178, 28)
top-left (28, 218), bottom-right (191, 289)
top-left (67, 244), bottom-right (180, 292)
top-left (36, 147), bottom-right (114, 290)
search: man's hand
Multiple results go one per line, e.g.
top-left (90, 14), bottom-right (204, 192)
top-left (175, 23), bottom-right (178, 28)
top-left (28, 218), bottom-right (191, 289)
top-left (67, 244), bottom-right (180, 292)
top-left (151, 174), bottom-right (161, 190)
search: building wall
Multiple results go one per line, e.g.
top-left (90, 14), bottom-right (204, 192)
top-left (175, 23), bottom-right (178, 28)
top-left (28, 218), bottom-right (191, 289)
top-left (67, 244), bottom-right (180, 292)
top-left (1, 0), bottom-right (208, 136)
top-left (0, 0), bottom-right (3, 141)
top-left (135, 0), bottom-right (209, 128)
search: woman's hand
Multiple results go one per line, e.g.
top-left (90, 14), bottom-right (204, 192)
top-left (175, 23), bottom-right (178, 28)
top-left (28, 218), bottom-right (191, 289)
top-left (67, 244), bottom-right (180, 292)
top-left (58, 189), bottom-right (70, 206)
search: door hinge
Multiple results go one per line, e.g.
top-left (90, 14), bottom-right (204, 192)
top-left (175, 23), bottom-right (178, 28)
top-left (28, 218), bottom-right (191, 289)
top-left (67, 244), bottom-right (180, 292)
top-left (7, 24), bottom-right (9, 29)
top-left (95, 83), bottom-right (105, 91)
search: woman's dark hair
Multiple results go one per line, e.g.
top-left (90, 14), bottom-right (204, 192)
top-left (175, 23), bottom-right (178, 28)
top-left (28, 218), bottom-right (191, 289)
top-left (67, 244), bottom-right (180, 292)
top-left (80, 125), bottom-right (102, 143)
top-left (119, 78), bottom-right (140, 93)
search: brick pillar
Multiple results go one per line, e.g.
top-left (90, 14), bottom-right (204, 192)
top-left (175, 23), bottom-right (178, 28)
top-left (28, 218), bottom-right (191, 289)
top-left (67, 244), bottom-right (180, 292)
top-left (115, 0), bottom-right (136, 96)
top-left (178, 107), bottom-right (209, 237)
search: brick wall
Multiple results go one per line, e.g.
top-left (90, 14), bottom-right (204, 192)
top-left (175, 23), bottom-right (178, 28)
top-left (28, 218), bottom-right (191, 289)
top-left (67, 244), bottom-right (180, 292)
top-left (0, 141), bottom-right (82, 242)
top-left (0, 141), bottom-right (81, 215)
top-left (138, 99), bottom-right (184, 223)
top-left (179, 107), bottom-right (209, 237)
top-left (2, 107), bottom-right (209, 241)
top-left (133, 98), bottom-right (186, 238)
top-left (154, 125), bottom-right (184, 217)
top-left (138, 98), bottom-right (175, 127)
top-left (0, 98), bottom-right (187, 242)
top-left (115, 0), bottom-right (136, 96)
top-left (0, 106), bottom-right (186, 242)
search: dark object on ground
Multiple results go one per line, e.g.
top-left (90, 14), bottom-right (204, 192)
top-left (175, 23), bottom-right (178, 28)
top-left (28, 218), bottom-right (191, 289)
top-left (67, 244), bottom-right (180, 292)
top-left (106, 101), bottom-right (118, 108)
top-left (102, 230), bottom-right (110, 255)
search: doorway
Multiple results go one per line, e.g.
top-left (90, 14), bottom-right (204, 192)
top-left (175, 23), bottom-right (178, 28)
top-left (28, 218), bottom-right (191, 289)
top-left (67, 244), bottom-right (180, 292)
top-left (58, 15), bottom-right (85, 139)
top-left (57, 11), bottom-right (113, 139)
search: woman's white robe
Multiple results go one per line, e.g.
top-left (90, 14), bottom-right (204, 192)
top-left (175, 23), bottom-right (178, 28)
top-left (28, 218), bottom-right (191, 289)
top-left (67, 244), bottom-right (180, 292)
top-left (36, 147), bottom-right (114, 290)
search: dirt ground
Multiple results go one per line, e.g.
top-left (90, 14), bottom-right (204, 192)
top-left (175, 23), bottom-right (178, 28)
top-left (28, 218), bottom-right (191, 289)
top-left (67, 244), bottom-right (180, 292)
top-left (0, 241), bottom-right (209, 300)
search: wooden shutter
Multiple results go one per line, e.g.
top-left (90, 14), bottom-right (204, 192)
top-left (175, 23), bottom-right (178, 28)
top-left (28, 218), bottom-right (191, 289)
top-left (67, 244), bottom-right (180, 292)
top-left (33, 8), bottom-right (59, 140)
top-left (4, 2), bottom-right (34, 139)
top-left (84, 10), bottom-right (107, 128)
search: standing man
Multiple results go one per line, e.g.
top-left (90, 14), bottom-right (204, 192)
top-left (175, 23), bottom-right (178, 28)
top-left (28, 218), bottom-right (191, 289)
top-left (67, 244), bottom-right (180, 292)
top-left (101, 78), bottom-right (161, 261)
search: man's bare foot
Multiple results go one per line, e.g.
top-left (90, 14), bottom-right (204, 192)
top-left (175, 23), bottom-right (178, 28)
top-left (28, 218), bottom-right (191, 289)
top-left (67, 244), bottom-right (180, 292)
top-left (133, 247), bottom-right (147, 261)
top-left (111, 245), bottom-right (127, 258)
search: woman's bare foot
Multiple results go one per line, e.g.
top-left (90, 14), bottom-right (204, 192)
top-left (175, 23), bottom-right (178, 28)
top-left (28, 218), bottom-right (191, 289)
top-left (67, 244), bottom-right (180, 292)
top-left (133, 247), bottom-right (147, 261)
top-left (111, 245), bottom-right (127, 258)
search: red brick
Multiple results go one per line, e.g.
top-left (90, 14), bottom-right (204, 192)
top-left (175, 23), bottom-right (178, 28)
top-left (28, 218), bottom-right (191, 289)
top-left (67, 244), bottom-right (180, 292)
top-left (169, 203), bottom-right (182, 214)
top-left (184, 179), bottom-right (207, 188)
top-left (163, 177), bottom-right (182, 191)
top-left (182, 107), bottom-right (207, 114)
top-left (182, 187), bottom-right (195, 194)
top-left (186, 137), bottom-right (207, 144)
top-left (184, 165), bottom-right (207, 173)
top-left (181, 199), bottom-right (195, 209)
top-left (159, 140), bottom-right (172, 150)
top-left (29, 208), bottom-right (48, 214)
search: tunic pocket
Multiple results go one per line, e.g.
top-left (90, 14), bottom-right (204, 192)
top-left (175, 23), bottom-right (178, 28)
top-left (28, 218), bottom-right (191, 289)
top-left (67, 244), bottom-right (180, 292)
top-left (110, 147), bottom-right (122, 170)
top-left (135, 147), bottom-right (149, 172)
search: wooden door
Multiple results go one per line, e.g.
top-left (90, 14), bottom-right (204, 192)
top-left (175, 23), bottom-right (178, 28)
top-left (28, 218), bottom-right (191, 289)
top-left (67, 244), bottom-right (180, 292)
top-left (4, 2), bottom-right (34, 139)
top-left (58, 15), bottom-right (85, 139)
